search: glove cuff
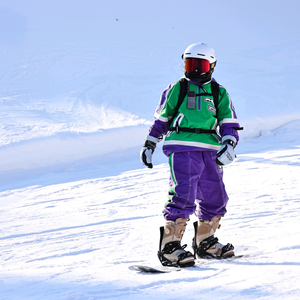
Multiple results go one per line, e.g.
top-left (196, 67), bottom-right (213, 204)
top-left (143, 135), bottom-right (159, 150)
top-left (146, 135), bottom-right (159, 143)
top-left (222, 135), bottom-right (236, 147)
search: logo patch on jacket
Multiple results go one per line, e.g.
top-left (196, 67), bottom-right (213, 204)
top-left (207, 105), bottom-right (216, 114)
top-left (204, 97), bottom-right (214, 105)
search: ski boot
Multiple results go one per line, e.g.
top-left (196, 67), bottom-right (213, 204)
top-left (158, 218), bottom-right (195, 268)
top-left (192, 216), bottom-right (234, 259)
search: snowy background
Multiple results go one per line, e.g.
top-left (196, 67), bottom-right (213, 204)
top-left (1, 0), bottom-right (300, 299)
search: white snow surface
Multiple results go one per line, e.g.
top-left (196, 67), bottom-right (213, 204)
top-left (1, 0), bottom-right (300, 299)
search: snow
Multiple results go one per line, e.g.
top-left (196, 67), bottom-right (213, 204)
top-left (0, 0), bottom-right (300, 299)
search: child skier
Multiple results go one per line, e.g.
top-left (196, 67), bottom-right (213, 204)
top-left (140, 43), bottom-right (241, 267)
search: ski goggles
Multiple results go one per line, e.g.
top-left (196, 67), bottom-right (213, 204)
top-left (185, 58), bottom-right (211, 73)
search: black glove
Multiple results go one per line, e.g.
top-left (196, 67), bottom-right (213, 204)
top-left (140, 135), bottom-right (159, 168)
top-left (216, 135), bottom-right (237, 165)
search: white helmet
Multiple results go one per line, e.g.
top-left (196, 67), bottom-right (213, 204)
top-left (182, 43), bottom-right (217, 64)
top-left (182, 43), bottom-right (217, 83)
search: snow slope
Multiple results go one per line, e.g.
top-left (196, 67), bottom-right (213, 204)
top-left (1, 123), bottom-right (300, 300)
top-left (1, 0), bottom-right (300, 299)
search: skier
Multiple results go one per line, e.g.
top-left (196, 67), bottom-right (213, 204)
top-left (140, 43), bottom-right (242, 267)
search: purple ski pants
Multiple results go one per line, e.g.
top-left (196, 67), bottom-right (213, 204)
top-left (163, 151), bottom-right (229, 221)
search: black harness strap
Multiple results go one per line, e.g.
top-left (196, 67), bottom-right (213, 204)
top-left (169, 127), bottom-right (217, 134)
top-left (168, 78), bottom-right (220, 134)
top-left (168, 78), bottom-right (188, 126)
top-left (210, 80), bottom-right (219, 117)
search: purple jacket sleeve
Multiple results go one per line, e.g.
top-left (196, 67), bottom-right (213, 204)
top-left (148, 119), bottom-right (170, 139)
top-left (219, 123), bottom-right (240, 143)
